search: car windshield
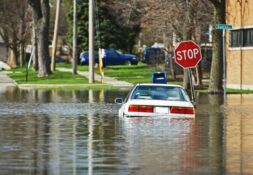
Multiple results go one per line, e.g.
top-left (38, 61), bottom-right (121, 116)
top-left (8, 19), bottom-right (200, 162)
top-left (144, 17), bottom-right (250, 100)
top-left (131, 85), bottom-right (188, 101)
top-left (116, 50), bottom-right (122, 54)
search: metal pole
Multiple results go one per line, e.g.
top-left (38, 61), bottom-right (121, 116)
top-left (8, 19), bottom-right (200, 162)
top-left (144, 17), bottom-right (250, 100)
top-left (222, 29), bottom-right (226, 104)
top-left (89, 0), bottom-right (94, 83)
top-left (51, 0), bottom-right (61, 71)
top-left (72, 0), bottom-right (77, 74)
top-left (26, 65), bottom-right (28, 82)
top-left (190, 69), bottom-right (195, 102)
top-left (188, 68), bottom-right (195, 103)
top-left (26, 47), bottom-right (34, 82)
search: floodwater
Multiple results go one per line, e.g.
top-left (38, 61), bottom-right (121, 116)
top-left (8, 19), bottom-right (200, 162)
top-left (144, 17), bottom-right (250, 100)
top-left (0, 87), bottom-right (253, 175)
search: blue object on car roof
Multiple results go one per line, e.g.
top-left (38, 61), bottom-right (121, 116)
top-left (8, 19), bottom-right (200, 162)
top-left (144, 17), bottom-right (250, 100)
top-left (152, 72), bottom-right (167, 84)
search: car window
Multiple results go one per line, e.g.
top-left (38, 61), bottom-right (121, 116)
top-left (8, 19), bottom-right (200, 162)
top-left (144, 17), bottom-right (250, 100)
top-left (116, 50), bottom-right (122, 55)
top-left (124, 86), bottom-right (135, 102)
top-left (131, 85), bottom-right (187, 101)
top-left (108, 50), bottom-right (117, 58)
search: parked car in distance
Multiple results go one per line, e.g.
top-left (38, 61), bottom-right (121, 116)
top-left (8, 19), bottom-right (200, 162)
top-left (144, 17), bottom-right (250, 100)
top-left (115, 83), bottom-right (195, 118)
top-left (80, 52), bottom-right (98, 65)
top-left (80, 48), bottom-right (138, 66)
top-left (200, 45), bottom-right (212, 72)
top-left (141, 47), bottom-right (165, 65)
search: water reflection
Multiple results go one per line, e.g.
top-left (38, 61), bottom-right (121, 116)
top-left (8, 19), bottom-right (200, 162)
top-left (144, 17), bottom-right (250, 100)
top-left (120, 117), bottom-right (195, 174)
top-left (0, 87), bottom-right (127, 103)
top-left (225, 95), bottom-right (253, 175)
top-left (0, 89), bottom-right (253, 174)
top-left (0, 88), bottom-right (127, 116)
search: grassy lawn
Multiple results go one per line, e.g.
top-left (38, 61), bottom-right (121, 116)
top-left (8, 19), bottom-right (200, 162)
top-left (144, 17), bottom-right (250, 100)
top-left (195, 88), bottom-right (253, 94)
top-left (57, 62), bottom-right (181, 84)
top-left (6, 63), bottom-right (253, 93)
top-left (9, 67), bottom-right (89, 84)
top-left (56, 62), bottom-right (89, 71)
top-left (226, 88), bottom-right (253, 94)
top-left (103, 63), bottom-right (166, 84)
top-left (57, 62), bottom-right (159, 84)
top-left (24, 85), bottom-right (122, 91)
top-left (104, 64), bottom-right (153, 84)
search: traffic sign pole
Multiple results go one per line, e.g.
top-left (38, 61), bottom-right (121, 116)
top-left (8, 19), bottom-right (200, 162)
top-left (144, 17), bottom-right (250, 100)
top-left (188, 68), bottom-right (195, 103)
top-left (174, 41), bottom-right (202, 104)
top-left (222, 29), bottom-right (226, 104)
top-left (216, 24), bottom-right (232, 104)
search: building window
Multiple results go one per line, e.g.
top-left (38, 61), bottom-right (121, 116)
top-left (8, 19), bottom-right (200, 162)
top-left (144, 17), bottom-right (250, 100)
top-left (243, 29), bottom-right (253, 46)
top-left (230, 28), bottom-right (253, 47)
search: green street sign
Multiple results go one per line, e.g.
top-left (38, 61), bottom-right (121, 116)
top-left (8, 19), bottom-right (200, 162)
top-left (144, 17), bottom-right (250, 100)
top-left (216, 24), bottom-right (233, 30)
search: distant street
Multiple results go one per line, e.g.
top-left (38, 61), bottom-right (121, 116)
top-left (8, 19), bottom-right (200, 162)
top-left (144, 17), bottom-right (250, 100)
top-left (0, 72), bottom-right (16, 89)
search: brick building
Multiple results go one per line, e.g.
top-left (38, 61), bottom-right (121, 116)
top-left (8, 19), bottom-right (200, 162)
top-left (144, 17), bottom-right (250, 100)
top-left (226, 0), bottom-right (253, 90)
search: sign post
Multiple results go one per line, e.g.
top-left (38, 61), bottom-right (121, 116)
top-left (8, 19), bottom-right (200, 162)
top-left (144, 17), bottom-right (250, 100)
top-left (216, 24), bottom-right (233, 104)
top-left (174, 40), bottom-right (202, 103)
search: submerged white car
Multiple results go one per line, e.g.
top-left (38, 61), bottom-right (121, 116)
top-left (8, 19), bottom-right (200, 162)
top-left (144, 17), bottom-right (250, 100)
top-left (115, 84), bottom-right (195, 118)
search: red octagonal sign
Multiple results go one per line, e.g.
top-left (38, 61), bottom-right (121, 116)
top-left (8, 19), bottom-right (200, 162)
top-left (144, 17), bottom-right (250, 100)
top-left (174, 40), bottom-right (202, 69)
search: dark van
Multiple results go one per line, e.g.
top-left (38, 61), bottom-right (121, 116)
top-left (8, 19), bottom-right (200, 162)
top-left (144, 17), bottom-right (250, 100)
top-left (141, 47), bottom-right (165, 65)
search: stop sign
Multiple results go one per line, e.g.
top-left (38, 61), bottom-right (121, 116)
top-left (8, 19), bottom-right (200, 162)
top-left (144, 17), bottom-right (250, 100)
top-left (174, 41), bottom-right (202, 69)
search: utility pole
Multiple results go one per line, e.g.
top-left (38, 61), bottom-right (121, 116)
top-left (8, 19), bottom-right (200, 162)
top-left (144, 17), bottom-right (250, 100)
top-left (72, 0), bottom-right (77, 74)
top-left (89, 0), bottom-right (94, 83)
top-left (51, 0), bottom-right (61, 71)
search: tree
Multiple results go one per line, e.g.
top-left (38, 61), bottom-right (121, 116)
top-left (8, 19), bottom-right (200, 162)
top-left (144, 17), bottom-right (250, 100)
top-left (140, 0), bottom-right (213, 88)
top-left (182, 0), bottom-right (194, 89)
top-left (32, 25), bottom-right (39, 71)
top-left (102, 0), bottom-right (145, 52)
top-left (66, 0), bottom-right (140, 54)
top-left (208, 0), bottom-right (225, 93)
top-left (28, 0), bottom-right (51, 77)
top-left (0, 0), bottom-right (31, 67)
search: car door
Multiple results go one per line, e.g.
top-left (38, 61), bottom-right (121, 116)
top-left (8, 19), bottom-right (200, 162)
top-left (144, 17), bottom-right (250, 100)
top-left (109, 49), bottom-right (121, 65)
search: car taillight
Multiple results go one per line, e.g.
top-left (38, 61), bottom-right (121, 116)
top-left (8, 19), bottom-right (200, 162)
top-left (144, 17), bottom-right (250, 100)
top-left (128, 105), bottom-right (154, 113)
top-left (170, 107), bottom-right (195, 115)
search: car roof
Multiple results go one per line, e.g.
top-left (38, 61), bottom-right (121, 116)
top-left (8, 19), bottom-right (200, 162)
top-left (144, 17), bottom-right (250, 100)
top-left (135, 83), bottom-right (183, 88)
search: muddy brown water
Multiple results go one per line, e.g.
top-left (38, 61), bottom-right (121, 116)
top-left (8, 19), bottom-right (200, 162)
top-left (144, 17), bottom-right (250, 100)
top-left (0, 87), bottom-right (253, 175)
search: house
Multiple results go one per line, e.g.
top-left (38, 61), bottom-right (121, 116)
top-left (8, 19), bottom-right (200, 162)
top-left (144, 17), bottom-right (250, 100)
top-left (226, 0), bottom-right (253, 90)
top-left (0, 35), bottom-right (8, 62)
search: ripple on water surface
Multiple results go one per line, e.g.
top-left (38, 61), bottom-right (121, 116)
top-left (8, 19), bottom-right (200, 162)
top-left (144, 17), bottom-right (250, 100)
top-left (0, 102), bottom-right (119, 116)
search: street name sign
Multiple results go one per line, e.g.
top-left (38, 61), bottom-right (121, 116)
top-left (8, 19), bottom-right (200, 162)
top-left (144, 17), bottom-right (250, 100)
top-left (216, 24), bottom-right (233, 30)
top-left (174, 41), bottom-right (202, 69)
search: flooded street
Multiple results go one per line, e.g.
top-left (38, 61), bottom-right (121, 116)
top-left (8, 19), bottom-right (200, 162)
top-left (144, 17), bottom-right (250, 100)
top-left (0, 88), bottom-right (253, 175)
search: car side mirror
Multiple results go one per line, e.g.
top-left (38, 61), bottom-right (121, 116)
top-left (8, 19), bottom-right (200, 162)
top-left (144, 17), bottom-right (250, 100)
top-left (114, 98), bottom-right (123, 104)
top-left (191, 101), bottom-right (196, 108)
